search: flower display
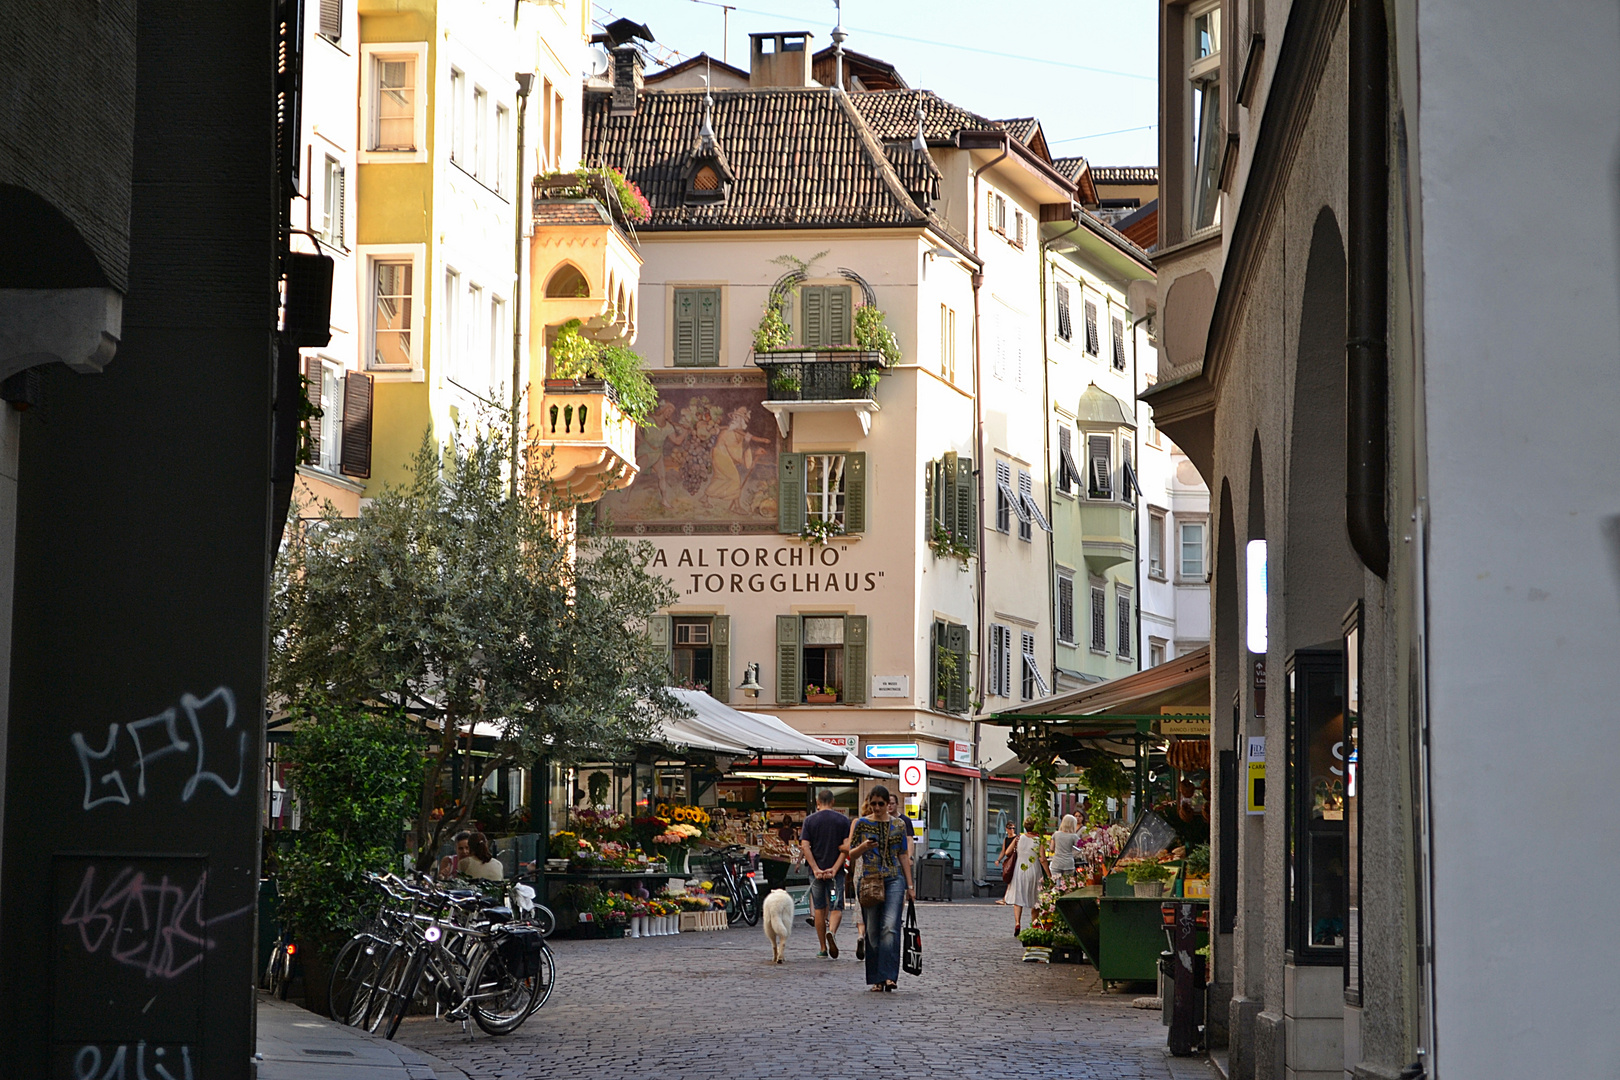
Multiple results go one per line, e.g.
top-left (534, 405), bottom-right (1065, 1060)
top-left (655, 803), bottom-right (711, 828)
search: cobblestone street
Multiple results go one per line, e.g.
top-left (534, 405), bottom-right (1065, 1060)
top-left (394, 899), bottom-right (1214, 1079)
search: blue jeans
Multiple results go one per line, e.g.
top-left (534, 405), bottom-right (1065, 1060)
top-left (863, 875), bottom-right (905, 985)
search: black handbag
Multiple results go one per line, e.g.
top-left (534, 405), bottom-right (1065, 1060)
top-left (901, 899), bottom-right (922, 976)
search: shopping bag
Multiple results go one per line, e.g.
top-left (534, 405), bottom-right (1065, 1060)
top-left (902, 899), bottom-right (922, 976)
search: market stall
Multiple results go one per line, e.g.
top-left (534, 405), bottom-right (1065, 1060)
top-left (985, 648), bottom-right (1212, 985)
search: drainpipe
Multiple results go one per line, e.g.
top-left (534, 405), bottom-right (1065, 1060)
top-left (512, 71), bottom-right (535, 483)
top-left (1346, 0), bottom-right (1389, 578)
top-left (969, 138), bottom-right (1007, 890)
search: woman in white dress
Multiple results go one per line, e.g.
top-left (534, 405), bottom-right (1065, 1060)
top-left (1008, 817), bottom-right (1047, 936)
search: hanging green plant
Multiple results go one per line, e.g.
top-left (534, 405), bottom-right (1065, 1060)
top-left (549, 319), bottom-right (658, 425)
top-left (1082, 756), bottom-right (1131, 802)
top-left (853, 304), bottom-right (902, 366)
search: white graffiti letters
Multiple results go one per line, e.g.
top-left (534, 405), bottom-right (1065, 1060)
top-left (70, 687), bottom-right (246, 811)
top-left (72, 1042), bottom-right (194, 1080)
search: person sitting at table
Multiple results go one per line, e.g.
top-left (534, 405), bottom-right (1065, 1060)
top-left (439, 830), bottom-right (504, 881)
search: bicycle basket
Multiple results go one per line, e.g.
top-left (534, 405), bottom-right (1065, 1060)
top-left (496, 926), bottom-right (546, 979)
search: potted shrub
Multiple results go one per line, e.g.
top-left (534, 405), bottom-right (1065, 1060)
top-left (1184, 843), bottom-right (1211, 897)
top-left (853, 305), bottom-right (902, 366)
top-left (769, 371), bottom-right (802, 397)
top-left (1125, 859), bottom-right (1174, 898)
top-left (1019, 926), bottom-right (1055, 962)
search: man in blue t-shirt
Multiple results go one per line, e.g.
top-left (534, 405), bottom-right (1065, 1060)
top-left (799, 788), bottom-right (850, 959)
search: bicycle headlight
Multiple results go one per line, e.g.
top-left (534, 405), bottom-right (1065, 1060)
top-left (425, 925), bottom-right (442, 943)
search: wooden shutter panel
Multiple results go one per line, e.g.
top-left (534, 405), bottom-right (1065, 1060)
top-left (335, 165), bottom-right (346, 248)
top-left (923, 460), bottom-right (935, 536)
top-left (828, 286), bottom-right (852, 346)
top-left (649, 614), bottom-right (672, 672)
top-left (777, 452), bottom-right (805, 534)
top-left (802, 286), bottom-right (826, 347)
top-left (945, 622), bottom-right (968, 713)
top-left (956, 456), bottom-right (976, 551)
top-left (696, 288), bottom-right (720, 365)
top-left (319, 0), bottom-right (341, 39)
top-left (710, 615), bottom-right (731, 702)
top-left (339, 370), bottom-right (373, 478)
top-left (303, 357), bottom-right (322, 466)
top-left (843, 452), bottom-right (866, 533)
top-left (942, 451), bottom-right (959, 538)
top-left (776, 615), bottom-right (801, 703)
top-left (673, 289), bottom-right (697, 365)
top-left (843, 614), bottom-right (868, 704)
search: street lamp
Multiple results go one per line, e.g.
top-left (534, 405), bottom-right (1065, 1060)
top-left (736, 662), bottom-right (762, 698)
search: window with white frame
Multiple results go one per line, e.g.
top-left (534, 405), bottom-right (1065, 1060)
top-left (495, 104), bottom-right (510, 194)
top-left (1057, 424), bottom-right (1079, 495)
top-left (1084, 300), bottom-right (1100, 355)
top-left (994, 460), bottom-right (1015, 533)
top-left (370, 256), bottom-right (416, 370)
top-left (1086, 432), bottom-right (1113, 499)
top-left (321, 157), bottom-right (345, 248)
top-left (448, 69), bottom-right (464, 164)
top-left (1180, 520), bottom-right (1207, 580)
top-left (489, 296), bottom-right (506, 389)
top-left (1090, 584), bottom-right (1107, 652)
top-left (473, 86), bottom-right (488, 182)
top-left (988, 624), bottom-right (1013, 697)
top-left (1013, 210), bottom-right (1027, 249)
top-left (1057, 573), bottom-right (1075, 644)
top-left (1149, 638), bottom-right (1167, 668)
top-left (1111, 315), bottom-right (1127, 370)
top-left (304, 357), bottom-right (345, 472)
top-left (1056, 283), bottom-right (1073, 342)
top-left (1116, 588), bottom-right (1133, 659)
top-left (1189, 0), bottom-right (1223, 232)
top-left (1020, 630), bottom-right (1049, 700)
top-left (363, 45), bottom-right (428, 158)
top-left (442, 268), bottom-right (460, 381)
top-left (1149, 509), bottom-right (1167, 578)
top-left (465, 283), bottom-right (484, 385)
top-left (805, 454), bottom-right (847, 525)
top-left (939, 303), bottom-right (956, 382)
top-left (989, 191), bottom-right (1007, 236)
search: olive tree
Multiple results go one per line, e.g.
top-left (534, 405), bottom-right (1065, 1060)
top-left (271, 414), bottom-right (678, 869)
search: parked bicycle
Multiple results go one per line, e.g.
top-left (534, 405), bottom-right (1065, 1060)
top-left (705, 845), bottom-right (761, 927)
top-left (329, 873), bottom-right (554, 1039)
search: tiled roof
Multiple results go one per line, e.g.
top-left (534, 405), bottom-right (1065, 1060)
top-left (1051, 156), bottom-right (1090, 182)
top-left (582, 87), bottom-right (928, 229)
top-left (881, 140), bottom-right (942, 203)
top-left (847, 89), bottom-right (999, 143)
top-left (532, 200), bottom-right (613, 226)
top-left (997, 117), bottom-right (1039, 143)
top-left (644, 52), bottom-right (750, 87)
top-left (1091, 165), bottom-right (1158, 184)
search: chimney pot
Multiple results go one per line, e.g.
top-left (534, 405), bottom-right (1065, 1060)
top-left (610, 46), bottom-right (644, 116)
top-left (748, 31), bottom-right (814, 88)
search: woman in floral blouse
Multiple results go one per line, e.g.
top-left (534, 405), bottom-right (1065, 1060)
top-left (846, 784), bottom-right (915, 991)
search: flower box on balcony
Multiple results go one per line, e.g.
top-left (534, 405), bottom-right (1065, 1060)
top-left (805, 693), bottom-right (838, 705)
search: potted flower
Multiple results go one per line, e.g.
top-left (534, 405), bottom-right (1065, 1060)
top-left (1125, 859), bottom-right (1174, 898)
top-left (1019, 926), bottom-right (1055, 962)
top-left (800, 517), bottom-right (846, 546)
top-left (804, 683), bottom-right (838, 705)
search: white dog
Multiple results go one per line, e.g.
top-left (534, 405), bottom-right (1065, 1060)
top-left (761, 888), bottom-right (795, 963)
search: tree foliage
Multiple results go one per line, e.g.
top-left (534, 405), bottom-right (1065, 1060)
top-left (271, 411), bottom-right (679, 869)
top-left (277, 700), bottom-right (422, 946)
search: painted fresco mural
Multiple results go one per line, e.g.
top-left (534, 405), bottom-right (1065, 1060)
top-left (598, 378), bottom-right (781, 534)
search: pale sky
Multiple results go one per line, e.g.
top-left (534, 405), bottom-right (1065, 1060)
top-left (590, 0), bottom-right (1161, 168)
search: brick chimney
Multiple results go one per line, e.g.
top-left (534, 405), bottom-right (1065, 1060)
top-left (748, 32), bottom-right (814, 88)
top-left (610, 46), bottom-right (643, 116)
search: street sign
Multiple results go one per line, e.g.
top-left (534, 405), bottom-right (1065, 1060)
top-left (1246, 736), bottom-right (1266, 815)
top-left (898, 759), bottom-right (927, 793)
top-left (871, 675), bottom-right (910, 698)
top-left (951, 739), bottom-right (971, 764)
top-left (821, 735), bottom-right (859, 755)
top-left (865, 742), bottom-right (919, 759)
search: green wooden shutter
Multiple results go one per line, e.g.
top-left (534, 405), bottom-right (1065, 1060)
top-left (942, 451), bottom-right (959, 539)
top-left (303, 356), bottom-right (322, 466)
top-left (776, 615), bottom-right (801, 703)
top-left (802, 286), bottom-right (826, 347)
top-left (695, 288), bottom-right (720, 365)
top-left (924, 460), bottom-right (935, 538)
top-left (843, 614), bottom-right (868, 704)
top-left (946, 622), bottom-right (969, 713)
top-left (828, 286), bottom-right (852, 345)
top-left (843, 452), bottom-right (867, 533)
top-left (673, 289), bottom-right (697, 365)
top-left (929, 620), bottom-right (943, 708)
top-left (649, 614), bottom-right (672, 675)
top-left (956, 456), bottom-right (977, 552)
top-left (778, 452), bottom-right (805, 534)
top-left (711, 615), bottom-right (731, 702)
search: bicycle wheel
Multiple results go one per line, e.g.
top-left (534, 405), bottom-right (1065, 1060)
top-left (525, 942), bottom-right (556, 1016)
top-left (327, 936), bottom-right (371, 1023)
top-left (360, 947), bottom-right (413, 1035)
top-left (275, 945), bottom-right (293, 1000)
top-left (529, 904), bottom-right (556, 938)
top-left (381, 950), bottom-right (427, 1040)
top-left (739, 885), bottom-right (760, 927)
top-left (468, 944), bottom-right (542, 1035)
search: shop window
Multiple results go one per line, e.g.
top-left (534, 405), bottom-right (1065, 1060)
top-left (1286, 646), bottom-right (1348, 964)
top-left (778, 452), bottom-right (866, 535)
top-left (1343, 603), bottom-right (1363, 1000)
top-left (776, 614), bottom-right (867, 704)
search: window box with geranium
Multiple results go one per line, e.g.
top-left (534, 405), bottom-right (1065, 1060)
top-left (804, 683), bottom-right (838, 704)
